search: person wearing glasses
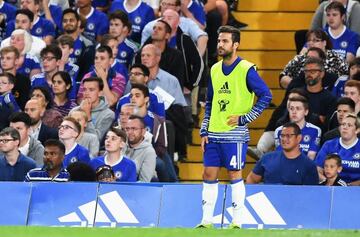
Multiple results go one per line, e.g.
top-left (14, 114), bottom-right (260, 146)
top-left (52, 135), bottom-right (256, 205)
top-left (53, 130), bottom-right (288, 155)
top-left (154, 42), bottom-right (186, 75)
top-left (0, 127), bottom-right (36, 181)
top-left (124, 115), bottom-right (156, 182)
top-left (280, 29), bottom-right (348, 89)
top-left (274, 97), bottom-right (322, 160)
top-left (25, 139), bottom-right (70, 182)
top-left (246, 122), bottom-right (319, 185)
top-left (91, 127), bottom-right (137, 182)
top-left (316, 113), bottom-right (360, 186)
top-left (58, 116), bottom-right (91, 168)
top-left (31, 44), bottom-right (62, 94)
top-left (115, 63), bottom-right (165, 122)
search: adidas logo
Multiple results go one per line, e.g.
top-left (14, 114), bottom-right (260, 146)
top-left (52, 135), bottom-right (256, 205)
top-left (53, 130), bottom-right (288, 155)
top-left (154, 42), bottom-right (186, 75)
top-left (213, 192), bottom-right (286, 229)
top-left (218, 82), bottom-right (231, 94)
top-left (58, 191), bottom-right (139, 227)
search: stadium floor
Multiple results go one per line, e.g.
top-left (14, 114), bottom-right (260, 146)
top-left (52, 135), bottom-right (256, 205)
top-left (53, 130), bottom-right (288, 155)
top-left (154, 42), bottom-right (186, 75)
top-left (1, 226), bottom-right (359, 237)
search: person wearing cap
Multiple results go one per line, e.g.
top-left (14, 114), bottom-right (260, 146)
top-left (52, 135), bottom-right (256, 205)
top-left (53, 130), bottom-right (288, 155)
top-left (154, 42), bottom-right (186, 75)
top-left (25, 139), bottom-right (70, 182)
top-left (90, 127), bottom-right (137, 182)
top-left (95, 165), bottom-right (116, 182)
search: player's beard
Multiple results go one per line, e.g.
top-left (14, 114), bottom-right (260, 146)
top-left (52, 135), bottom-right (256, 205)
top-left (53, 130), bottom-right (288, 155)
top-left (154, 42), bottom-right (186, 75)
top-left (218, 48), bottom-right (233, 60)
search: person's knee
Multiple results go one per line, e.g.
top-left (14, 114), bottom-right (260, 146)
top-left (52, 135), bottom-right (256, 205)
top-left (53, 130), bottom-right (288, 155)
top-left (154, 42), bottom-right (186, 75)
top-left (203, 168), bottom-right (218, 181)
top-left (228, 170), bottom-right (242, 180)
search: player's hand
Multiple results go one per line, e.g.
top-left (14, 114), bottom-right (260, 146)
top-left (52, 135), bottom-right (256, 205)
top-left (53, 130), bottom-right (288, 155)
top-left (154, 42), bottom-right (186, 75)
top-left (201, 136), bottom-right (208, 152)
top-left (227, 115), bottom-right (240, 127)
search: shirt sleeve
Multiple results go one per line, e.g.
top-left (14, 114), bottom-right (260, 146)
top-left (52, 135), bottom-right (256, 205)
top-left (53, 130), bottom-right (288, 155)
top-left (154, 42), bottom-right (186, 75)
top-left (238, 67), bottom-right (272, 125)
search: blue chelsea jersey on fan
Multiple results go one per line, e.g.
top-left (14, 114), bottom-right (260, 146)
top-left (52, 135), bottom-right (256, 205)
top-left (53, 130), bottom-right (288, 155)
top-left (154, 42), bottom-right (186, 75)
top-left (0, 1), bottom-right (16, 23)
top-left (109, 0), bottom-right (155, 44)
top-left (325, 26), bottom-right (359, 60)
top-left (116, 38), bottom-right (138, 68)
top-left (275, 122), bottom-right (322, 155)
top-left (316, 137), bottom-right (360, 183)
top-left (90, 155), bottom-right (137, 182)
top-left (79, 7), bottom-right (109, 43)
top-left (16, 54), bottom-right (41, 78)
top-left (63, 144), bottom-right (91, 168)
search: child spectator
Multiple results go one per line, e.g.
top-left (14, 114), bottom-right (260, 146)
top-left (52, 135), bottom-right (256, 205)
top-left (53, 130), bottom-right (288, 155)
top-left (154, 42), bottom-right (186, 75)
top-left (69, 109), bottom-right (100, 158)
top-left (0, 72), bottom-right (20, 113)
top-left (58, 116), bottom-right (91, 168)
top-left (91, 127), bottom-right (137, 182)
top-left (319, 154), bottom-right (347, 186)
top-left (95, 164), bottom-right (116, 182)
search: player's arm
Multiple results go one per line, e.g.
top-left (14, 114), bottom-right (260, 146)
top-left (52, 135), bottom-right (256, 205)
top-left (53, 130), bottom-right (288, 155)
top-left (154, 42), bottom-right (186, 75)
top-left (237, 67), bottom-right (272, 126)
top-left (200, 76), bottom-right (213, 151)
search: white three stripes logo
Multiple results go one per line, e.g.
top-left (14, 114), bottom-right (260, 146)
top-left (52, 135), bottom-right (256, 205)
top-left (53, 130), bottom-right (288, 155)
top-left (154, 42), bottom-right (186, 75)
top-left (214, 192), bottom-right (286, 226)
top-left (58, 191), bottom-right (139, 225)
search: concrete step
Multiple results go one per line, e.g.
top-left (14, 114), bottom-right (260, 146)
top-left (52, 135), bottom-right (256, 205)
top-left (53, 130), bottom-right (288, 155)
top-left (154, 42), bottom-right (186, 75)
top-left (238, 0), bottom-right (318, 12)
top-left (237, 50), bottom-right (295, 70)
top-left (271, 88), bottom-right (286, 106)
top-left (239, 31), bottom-right (295, 50)
top-left (233, 12), bottom-right (313, 31)
top-left (258, 69), bottom-right (282, 89)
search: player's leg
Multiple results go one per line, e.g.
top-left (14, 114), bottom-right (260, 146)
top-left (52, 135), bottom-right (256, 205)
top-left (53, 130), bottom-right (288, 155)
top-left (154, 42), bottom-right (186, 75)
top-left (199, 143), bottom-right (221, 227)
top-left (223, 142), bottom-right (247, 228)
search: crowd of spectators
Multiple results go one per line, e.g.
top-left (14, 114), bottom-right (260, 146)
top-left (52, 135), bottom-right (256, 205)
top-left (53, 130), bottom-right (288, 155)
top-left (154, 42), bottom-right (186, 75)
top-left (0, 0), bottom-right (236, 182)
top-left (248, 0), bottom-right (360, 186)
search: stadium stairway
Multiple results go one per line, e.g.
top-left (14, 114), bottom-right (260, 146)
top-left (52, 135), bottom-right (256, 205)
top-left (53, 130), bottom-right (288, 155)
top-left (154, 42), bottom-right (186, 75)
top-left (178, 0), bottom-right (318, 182)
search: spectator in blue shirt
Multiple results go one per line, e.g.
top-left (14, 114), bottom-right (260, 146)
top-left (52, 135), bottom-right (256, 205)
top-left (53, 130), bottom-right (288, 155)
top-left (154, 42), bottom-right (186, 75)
top-left (247, 122), bottom-right (319, 185)
top-left (0, 127), bottom-right (36, 181)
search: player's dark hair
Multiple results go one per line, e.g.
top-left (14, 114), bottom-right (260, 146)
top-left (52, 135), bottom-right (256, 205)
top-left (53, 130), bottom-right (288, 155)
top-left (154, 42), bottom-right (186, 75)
top-left (288, 88), bottom-right (309, 101)
top-left (325, 154), bottom-right (342, 167)
top-left (217, 25), bottom-right (240, 43)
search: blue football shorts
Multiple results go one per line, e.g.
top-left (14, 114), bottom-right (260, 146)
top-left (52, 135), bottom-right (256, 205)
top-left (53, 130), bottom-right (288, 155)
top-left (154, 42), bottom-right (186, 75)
top-left (203, 142), bottom-right (247, 170)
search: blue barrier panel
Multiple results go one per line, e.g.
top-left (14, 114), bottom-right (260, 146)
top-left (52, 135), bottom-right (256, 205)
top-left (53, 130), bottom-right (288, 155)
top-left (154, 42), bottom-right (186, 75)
top-left (330, 187), bottom-right (360, 229)
top-left (27, 182), bottom-right (99, 227)
top-left (224, 185), bottom-right (332, 229)
top-left (0, 182), bottom-right (31, 225)
top-left (94, 183), bottom-right (162, 227)
top-left (158, 184), bottom-right (226, 228)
